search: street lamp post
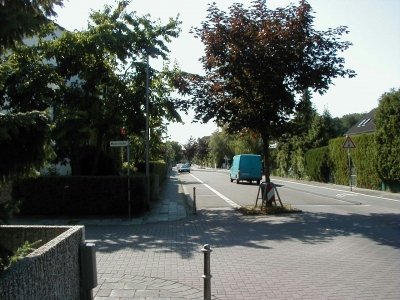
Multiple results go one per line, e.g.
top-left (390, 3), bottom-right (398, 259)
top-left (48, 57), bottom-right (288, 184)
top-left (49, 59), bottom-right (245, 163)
top-left (145, 53), bottom-right (150, 210)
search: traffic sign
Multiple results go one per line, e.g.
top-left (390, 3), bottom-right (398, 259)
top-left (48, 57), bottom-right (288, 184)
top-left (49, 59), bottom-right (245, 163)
top-left (110, 140), bottom-right (129, 147)
top-left (343, 135), bottom-right (356, 149)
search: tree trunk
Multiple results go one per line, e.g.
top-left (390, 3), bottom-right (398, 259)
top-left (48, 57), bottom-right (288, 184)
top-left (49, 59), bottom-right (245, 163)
top-left (261, 132), bottom-right (271, 183)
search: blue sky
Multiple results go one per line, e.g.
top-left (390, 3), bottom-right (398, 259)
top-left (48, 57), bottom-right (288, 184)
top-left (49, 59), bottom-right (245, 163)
top-left (55, 0), bottom-right (400, 144)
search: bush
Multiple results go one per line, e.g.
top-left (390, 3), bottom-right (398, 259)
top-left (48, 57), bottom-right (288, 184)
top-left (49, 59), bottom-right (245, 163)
top-left (136, 160), bottom-right (167, 185)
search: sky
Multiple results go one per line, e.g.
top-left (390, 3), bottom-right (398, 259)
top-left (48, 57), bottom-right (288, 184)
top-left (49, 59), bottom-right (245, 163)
top-left (54, 0), bottom-right (400, 145)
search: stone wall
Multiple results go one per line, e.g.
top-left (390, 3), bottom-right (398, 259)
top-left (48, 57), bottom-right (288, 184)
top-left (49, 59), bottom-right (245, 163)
top-left (0, 225), bottom-right (85, 300)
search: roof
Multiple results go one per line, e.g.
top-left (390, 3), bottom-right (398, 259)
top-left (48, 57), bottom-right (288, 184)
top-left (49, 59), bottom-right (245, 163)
top-left (345, 109), bottom-right (376, 136)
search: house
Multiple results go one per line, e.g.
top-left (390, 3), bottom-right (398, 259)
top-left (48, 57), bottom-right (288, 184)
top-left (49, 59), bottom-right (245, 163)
top-left (345, 109), bottom-right (376, 136)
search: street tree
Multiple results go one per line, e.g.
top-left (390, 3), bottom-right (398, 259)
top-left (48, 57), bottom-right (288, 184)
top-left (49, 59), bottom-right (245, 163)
top-left (195, 136), bottom-right (210, 166)
top-left (208, 129), bottom-right (234, 168)
top-left (189, 0), bottom-right (355, 182)
top-left (183, 136), bottom-right (197, 163)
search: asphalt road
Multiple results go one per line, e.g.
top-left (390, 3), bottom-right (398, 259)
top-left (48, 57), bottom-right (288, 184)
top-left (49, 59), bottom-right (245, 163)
top-left (178, 166), bottom-right (400, 214)
top-left (174, 166), bottom-right (400, 299)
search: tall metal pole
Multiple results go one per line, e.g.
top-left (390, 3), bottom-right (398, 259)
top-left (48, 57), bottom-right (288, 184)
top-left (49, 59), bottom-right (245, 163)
top-left (127, 143), bottom-right (131, 218)
top-left (348, 148), bottom-right (352, 191)
top-left (145, 54), bottom-right (150, 209)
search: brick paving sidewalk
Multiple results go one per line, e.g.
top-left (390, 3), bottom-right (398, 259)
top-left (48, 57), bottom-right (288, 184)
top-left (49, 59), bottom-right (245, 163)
top-left (87, 206), bottom-right (400, 300)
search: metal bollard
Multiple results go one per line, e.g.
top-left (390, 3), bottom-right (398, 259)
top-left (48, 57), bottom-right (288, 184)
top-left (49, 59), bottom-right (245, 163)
top-left (80, 242), bottom-right (98, 300)
top-left (201, 244), bottom-right (212, 300)
top-left (193, 187), bottom-right (197, 214)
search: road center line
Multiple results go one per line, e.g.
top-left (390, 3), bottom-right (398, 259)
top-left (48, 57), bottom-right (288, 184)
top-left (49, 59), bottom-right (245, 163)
top-left (190, 173), bottom-right (241, 208)
top-left (273, 178), bottom-right (400, 203)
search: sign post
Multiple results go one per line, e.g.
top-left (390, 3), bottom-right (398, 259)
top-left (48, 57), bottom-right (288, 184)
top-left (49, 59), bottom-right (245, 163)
top-left (110, 140), bottom-right (131, 218)
top-left (342, 135), bottom-right (356, 191)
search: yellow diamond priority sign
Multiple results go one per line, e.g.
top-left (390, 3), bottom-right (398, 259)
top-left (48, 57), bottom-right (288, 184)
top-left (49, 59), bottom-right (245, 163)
top-left (343, 135), bottom-right (356, 149)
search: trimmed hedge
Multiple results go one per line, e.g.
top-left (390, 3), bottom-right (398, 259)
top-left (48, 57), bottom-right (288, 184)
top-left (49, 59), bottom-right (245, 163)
top-left (328, 135), bottom-right (380, 189)
top-left (136, 160), bottom-right (167, 183)
top-left (305, 134), bottom-right (381, 190)
top-left (304, 146), bottom-right (330, 182)
top-left (11, 161), bottom-right (169, 217)
top-left (328, 137), bottom-right (349, 185)
top-left (350, 134), bottom-right (380, 190)
top-left (12, 176), bottom-right (150, 217)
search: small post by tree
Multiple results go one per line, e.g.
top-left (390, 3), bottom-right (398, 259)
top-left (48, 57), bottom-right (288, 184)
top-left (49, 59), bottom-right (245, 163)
top-left (189, 0), bottom-right (356, 182)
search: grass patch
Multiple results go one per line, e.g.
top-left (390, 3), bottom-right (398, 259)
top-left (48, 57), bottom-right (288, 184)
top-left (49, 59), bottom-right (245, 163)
top-left (237, 205), bottom-right (302, 215)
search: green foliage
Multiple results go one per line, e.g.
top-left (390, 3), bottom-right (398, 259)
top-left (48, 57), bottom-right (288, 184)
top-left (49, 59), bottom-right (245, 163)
top-left (336, 113), bottom-right (364, 135)
top-left (75, 145), bottom-right (117, 176)
top-left (328, 137), bottom-right (348, 185)
top-left (351, 134), bottom-right (380, 189)
top-left (375, 89), bottom-right (400, 183)
top-left (12, 176), bottom-right (151, 216)
top-left (195, 136), bottom-right (210, 166)
top-left (0, 111), bottom-right (51, 179)
top-left (327, 135), bottom-right (380, 189)
top-left (304, 146), bottom-right (330, 182)
top-left (5, 240), bottom-right (42, 272)
top-left (274, 141), bottom-right (293, 177)
top-left (169, 141), bottom-right (183, 164)
top-left (208, 130), bottom-right (234, 168)
top-left (183, 137), bottom-right (197, 163)
top-left (0, 0), bottom-right (63, 52)
top-left (274, 107), bottom-right (354, 179)
top-left (135, 160), bottom-right (168, 185)
top-left (1, 1), bottom-right (185, 175)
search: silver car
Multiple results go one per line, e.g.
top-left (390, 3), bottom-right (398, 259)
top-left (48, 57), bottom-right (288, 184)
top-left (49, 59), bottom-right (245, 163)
top-left (178, 163), bottom-right (191, 173)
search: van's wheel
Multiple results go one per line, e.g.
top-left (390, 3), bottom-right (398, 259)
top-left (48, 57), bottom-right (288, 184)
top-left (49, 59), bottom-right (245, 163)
top-left (236, 179), bottom-right (239, 184)
top-left (256, 180), bottom-right (260, 185)
top-left (230, 178), bottom-right (233, 183)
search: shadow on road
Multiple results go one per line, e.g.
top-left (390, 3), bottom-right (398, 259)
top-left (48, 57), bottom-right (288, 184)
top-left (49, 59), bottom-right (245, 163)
top-left (86, 208), bottom-right (400, 258)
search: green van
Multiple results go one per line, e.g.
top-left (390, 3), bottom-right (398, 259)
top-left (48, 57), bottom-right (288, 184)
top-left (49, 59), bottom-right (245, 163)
top-left (229, 154), bottom-right (262, 184)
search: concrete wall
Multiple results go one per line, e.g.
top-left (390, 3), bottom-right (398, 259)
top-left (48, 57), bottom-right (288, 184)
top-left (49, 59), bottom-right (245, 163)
top-left (0, 225), bottom-right (85, 300)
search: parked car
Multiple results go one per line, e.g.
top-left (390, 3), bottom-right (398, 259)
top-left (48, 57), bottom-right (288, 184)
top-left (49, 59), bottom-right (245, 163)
top-left (178, 163), bottom-right (191, 173)
top-left (230, 154), bottom-right (262, 184)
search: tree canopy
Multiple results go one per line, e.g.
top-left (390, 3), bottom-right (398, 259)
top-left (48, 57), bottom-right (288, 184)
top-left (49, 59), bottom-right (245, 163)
top-left (0, 0), bottom-right (63, 53)
top-left (1, 1), bottom-right (186, 175)
top-left (0, 111), bottom-right (50, 179)
top-left (188, 0), bottom-right (355, 182)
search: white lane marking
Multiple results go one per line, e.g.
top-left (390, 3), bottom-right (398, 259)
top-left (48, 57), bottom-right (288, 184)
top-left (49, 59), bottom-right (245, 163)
top-left (273, 178), bottom-right (400, 203)
top-left (190, 173), bottom-right (241, 208)
top-left (336, 193), bottom-right (355, 198)
top-left (295, 204), bottom-right (370, 207)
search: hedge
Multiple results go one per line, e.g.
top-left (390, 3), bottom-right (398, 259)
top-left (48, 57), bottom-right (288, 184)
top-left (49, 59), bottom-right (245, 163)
top-left (304, 146), bottom-right (330, 182)
top-left (304, 134), bottom-right (381, 189)
top-left (328, 135), bottom-right (380, 189)
top-left (12, 175), bottom-right (150, 217)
